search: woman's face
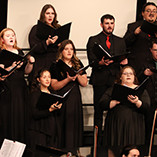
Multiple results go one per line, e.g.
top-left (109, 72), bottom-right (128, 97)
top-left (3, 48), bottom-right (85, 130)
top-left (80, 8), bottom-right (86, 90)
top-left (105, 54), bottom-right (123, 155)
top-left (38, 71), bottom-right (51, 88)
top-left (120, 68), bottom-right (135, 85)
top-left (44, 7), bottom-right (55, 25)
top-left (2, 30), bottom-right (16, 47)
top-left (62, 44), bottom-right (74, 61)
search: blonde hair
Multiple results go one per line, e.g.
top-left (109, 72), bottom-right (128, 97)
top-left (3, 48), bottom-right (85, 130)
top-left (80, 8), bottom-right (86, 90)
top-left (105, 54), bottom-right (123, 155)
top-left (0, 28), bottom-right (19, 50)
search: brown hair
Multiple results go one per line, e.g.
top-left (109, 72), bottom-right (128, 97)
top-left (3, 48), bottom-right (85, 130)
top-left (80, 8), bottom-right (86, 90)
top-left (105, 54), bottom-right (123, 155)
top-left (39, 4), bottom-right (60, 28)
top-left (31, 68), bottom-right (52, 92)
top-left (57, 39), bottom-right (81, 70)
top-left (115, 66), bottom-right (139, 85)
top-left (0, 28), bottom-right (19, 50)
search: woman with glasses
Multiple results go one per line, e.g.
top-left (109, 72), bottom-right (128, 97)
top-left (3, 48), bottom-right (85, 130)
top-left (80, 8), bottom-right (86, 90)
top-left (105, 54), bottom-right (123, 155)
top-left (99, 66), bottom-right (150, 146)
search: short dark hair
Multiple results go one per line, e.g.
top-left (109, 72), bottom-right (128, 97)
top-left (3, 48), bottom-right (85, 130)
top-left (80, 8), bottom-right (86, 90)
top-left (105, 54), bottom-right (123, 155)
top-left (100, 14), bottom-right (115, 24)
top-left (149, 38), bottom-right (157, 48)
top-left (142, 2), bottom-right (157, 12)
top-left (120, 145), bottom-right (139, 156)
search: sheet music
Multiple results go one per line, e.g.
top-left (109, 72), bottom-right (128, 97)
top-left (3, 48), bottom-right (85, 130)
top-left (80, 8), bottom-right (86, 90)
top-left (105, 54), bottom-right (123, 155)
top-left (0, 139), bottom-right (26, 157)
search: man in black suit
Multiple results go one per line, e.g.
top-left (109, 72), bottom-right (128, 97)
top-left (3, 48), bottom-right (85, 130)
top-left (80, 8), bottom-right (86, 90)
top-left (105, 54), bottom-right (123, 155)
top-left (139, 39), bottom-right (157, 145)
top-left (86, 14), bottom-right (127, 144)
top-left (124, 2), bottom-right (157, 74)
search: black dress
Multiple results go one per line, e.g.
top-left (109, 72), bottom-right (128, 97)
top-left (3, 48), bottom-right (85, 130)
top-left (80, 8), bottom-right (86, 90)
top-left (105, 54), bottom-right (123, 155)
top-left (99, 86), bottom-right (150, 146)
top-left (28, 89), bottom-right (61, 152)
top-left (28, 24), bottom-right (59, 84)
top-left (50, 60), bottom-right (85, 149)
top-left (0, 50), bottom-right (28, 145)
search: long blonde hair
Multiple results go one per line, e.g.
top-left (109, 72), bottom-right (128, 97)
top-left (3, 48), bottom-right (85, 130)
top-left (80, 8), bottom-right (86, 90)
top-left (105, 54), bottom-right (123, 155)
top-left (0, 28), bottom-right (19, 50)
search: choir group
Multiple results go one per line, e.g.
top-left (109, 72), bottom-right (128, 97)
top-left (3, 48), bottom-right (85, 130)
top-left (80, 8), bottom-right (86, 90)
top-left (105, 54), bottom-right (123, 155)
top-left (0, 1), bottom-right (157, 157)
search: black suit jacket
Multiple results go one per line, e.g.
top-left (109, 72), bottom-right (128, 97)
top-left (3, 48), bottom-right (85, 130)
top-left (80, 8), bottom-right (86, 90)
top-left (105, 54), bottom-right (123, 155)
top-left (124, 20), bottom-right (152, 74)
top-left (140, 57), bottom-right (157, 108)
top-left (87, 31), bottom-right (126, 86)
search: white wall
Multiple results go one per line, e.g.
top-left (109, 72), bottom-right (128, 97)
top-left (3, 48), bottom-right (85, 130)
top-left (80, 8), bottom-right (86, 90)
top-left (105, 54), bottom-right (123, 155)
top-left (147, 0), bottom-right (156, 3)
top-left (7, 0), bottom-right (137, 49)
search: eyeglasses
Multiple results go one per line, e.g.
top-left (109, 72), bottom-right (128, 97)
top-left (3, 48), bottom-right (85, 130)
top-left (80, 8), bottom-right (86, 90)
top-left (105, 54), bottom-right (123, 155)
top-left (122, 72), bottom-right (134, 75)
top-left (145, 9), bottom-right (157, 14)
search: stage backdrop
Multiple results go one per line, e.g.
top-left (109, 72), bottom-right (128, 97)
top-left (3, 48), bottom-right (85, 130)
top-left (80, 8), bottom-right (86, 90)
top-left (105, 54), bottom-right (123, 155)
top-left (7, 0), bottom-right (137, 49)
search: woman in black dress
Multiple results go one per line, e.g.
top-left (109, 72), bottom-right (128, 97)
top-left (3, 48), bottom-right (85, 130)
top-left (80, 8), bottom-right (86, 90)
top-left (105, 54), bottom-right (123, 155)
top-left (99, 66), bottom-right (150, 146)
top-left (28, 4), bottom-right (60, 84)
top-left (0, 28), bottom-right (35, 144)
top-left (28, 69), bottom-right (62, 154)
top-left (50, 39), bottom-right (88, 149)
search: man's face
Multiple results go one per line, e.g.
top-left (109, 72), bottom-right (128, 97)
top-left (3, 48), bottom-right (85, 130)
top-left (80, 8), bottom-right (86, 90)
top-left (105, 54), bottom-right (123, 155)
top-left (150, 43), bottom-right (157, 61)
top-left (101, 18), bottom-right (115, 35)
top-left (142, 4), bottom-right (157, 23)
top-left (126, 149), bottom-right (140, 157)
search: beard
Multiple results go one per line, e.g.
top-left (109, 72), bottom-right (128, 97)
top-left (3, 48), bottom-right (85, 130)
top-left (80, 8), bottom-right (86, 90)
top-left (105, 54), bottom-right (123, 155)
top-left (103, 27), bottom-right (113, 35)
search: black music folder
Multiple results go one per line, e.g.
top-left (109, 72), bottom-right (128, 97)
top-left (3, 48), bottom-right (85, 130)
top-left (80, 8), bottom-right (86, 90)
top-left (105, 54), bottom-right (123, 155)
top-left (36, 20), bottom-right (71, 44)
top-left (150, 67), bottom-right (157, 73)
top-left (37, 86), bottom-right (73, 110)
top-left (94, 42), bottom-right (129, 62)
top-left (0, 63), bottom-right (21, 77)
top-left (0, 67), bottom-right (12, 76)
top-left (141, 20), bottom-right (157, 36)
top-left (111, 77), bottom-right (149, 102)
top-left (0, 49), bottom-right (32, 66)
top-left (57, 59), bottom-right (91, 77)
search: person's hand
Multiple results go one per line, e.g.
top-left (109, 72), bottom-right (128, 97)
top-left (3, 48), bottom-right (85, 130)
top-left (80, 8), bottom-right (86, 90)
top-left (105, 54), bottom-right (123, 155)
top-left (99, 57), bottom-right (113, 66)
top-left (120, 58), bottom-right (128, 65)
top-left (0, 64), bottom-right (4, 69)
top-left (128, 95), bottom-right (138, 103)
top-left (0, 65), bottom-right (8, 81)
top-left (104, 58), bottom-right (113, 66)
top-left (12, 61), bottom-right (23, 69)
top-left (16, 61), bottom-right (23, 68)
top-left (0, 75), bottom-right (7, 81)
top-left (128, 95), bottom-right (142, 108)
top-left (28, 56), bottom-right (35, 64)
top-left (67, 72), bottom-right (78, 81)
top-left (49, 101), bottom-right (62, 112)
top-left (109, 100), bottom-right (120, 109)
top-left (46, 35), bottom-right (58, 45)
top-left (134, 26), bottom-right (141, 35)
top-left (144, 68), bottom-right (153, 76)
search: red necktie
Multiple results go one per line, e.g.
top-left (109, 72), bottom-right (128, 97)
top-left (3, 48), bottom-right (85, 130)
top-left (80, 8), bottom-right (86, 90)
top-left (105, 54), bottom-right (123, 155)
top-left (106, 36), bottom-right (111, 49)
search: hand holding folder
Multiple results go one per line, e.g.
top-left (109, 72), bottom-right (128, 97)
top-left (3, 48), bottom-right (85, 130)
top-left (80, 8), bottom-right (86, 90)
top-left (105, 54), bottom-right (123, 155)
top-left (36, 20), bottom-right (71, 45)
top-left (57, 59), bottom-right (92, 77)
top-left (37, 85), bottom-right (74, 110)
top-left (141, 20), bottom-right (157, 36)
top-left (0, 47), bottom-right (34, 67)
top-left (94, 42), bottom-right (129, 62)
top-left (111, 77), bottom-right (149, 102)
